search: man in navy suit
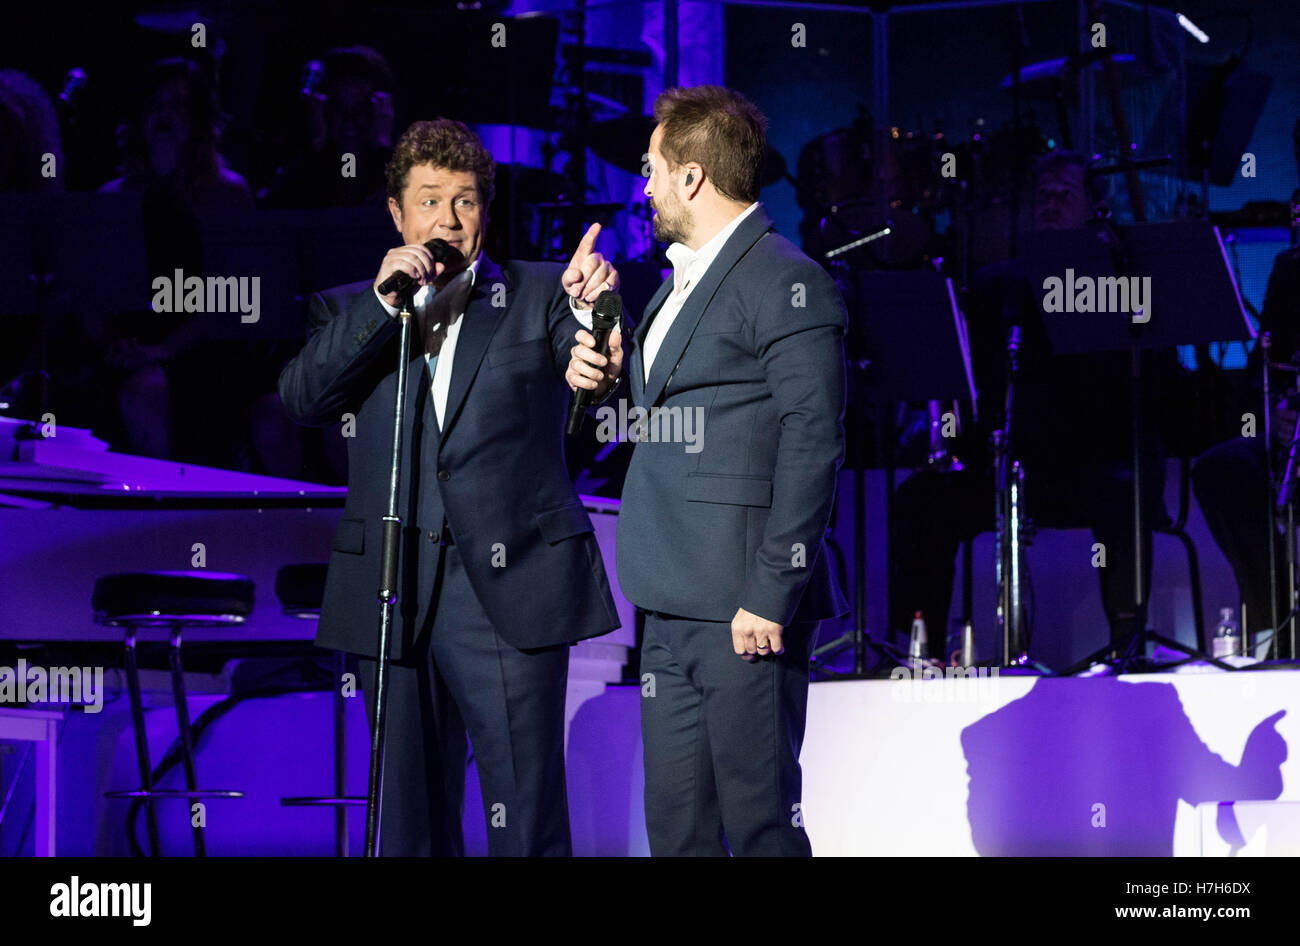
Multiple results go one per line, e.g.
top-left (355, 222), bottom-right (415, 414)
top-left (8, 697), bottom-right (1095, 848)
top-left (280, 119), bottom-right (622, 856)
top-left (568, 86), bottom-right (849, 855)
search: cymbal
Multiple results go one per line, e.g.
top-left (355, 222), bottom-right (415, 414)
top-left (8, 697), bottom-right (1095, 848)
top-left (585, 115), bottom-right (654, 174)
top-left (1209, 200), bottom-right (1293, 229)
top-left (1001, 52), bottom-right (1164, 98)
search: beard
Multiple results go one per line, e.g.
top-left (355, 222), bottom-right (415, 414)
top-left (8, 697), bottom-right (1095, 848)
top-left (651, 196), bottom-right (689, 245)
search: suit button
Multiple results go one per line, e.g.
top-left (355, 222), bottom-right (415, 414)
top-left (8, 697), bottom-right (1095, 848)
top-left (437, 470), bottom-right (450, 481)
top-left (427, 530), bottom-right (439, 544)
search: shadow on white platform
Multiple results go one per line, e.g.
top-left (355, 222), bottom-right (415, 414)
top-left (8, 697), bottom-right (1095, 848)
top-left (801, 669), bottom-right (1297, 856)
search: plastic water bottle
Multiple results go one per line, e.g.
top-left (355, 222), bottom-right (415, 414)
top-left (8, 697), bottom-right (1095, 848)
top-left (1212, 607), bottom-right (1242, 659)
top-left (909, 611), bottom-right (929, 665)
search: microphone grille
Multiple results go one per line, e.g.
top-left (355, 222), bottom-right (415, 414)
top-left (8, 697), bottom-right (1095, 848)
top-left (592, 290), bottom-right (622, 328)
top-left (424, 238), bottom-right (464, 265)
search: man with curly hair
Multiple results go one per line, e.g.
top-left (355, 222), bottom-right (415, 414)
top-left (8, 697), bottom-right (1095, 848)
top-left (280, 118), bottom-right (623, 856)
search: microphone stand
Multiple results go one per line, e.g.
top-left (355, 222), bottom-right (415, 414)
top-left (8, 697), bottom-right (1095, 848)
top-left (1269, 197), bottom-right (1300, 661)
top-left (1261, 332), bottom-right (1282, 652)
top-left (364, 286), bottom-right (417, 857)
top-left (993, 325), bottom-right (1036, 669)
top-left (1274, 370), bottom-right (1300, 659)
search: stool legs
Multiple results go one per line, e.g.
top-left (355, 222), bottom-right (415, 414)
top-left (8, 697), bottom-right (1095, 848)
top-left (123, 627), bottom-right (161, 857)
top-left (167, 624), bottom-right (206, 857)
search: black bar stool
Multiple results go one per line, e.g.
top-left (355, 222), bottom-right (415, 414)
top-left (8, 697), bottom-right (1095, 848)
top-left (94, 570), bottom-right (252, 856)
top-left (275, 563), bottom-right (364, 857)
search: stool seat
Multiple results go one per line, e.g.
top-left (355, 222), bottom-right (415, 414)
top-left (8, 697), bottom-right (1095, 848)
top-left (275, 564), bottom-right (328, 619)
top-left (92, 571), bottom-right (254, 627)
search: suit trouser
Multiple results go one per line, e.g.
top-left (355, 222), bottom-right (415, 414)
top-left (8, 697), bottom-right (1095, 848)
top-left (639, 611), bottom-right (820, 856)
top-left (359, 540), bottom-right (572, 856)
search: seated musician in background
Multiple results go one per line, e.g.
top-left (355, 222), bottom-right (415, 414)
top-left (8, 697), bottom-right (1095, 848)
top-left (257, 45), bottom-right (397, 210)
top-left (95, 56), bottom-right (261, 468)
top-left (1190, 125), bottom-right (1300, 659)
top-left (889, 151), bottom-right (1182, 664)
top-left (0, 70), bottom-right (64, 420)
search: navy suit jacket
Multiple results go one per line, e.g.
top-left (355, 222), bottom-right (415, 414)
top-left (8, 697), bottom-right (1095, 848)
top-left (614, 206), bottom-right (850, 626)
top-left (279, 256), bottom-right (620, 660)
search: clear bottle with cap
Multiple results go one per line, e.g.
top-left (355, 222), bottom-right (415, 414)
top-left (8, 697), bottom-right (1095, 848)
top-left (1212, 607), bottom-right (1242, 659)
top-left (909, 611), bottom-right (929, 667)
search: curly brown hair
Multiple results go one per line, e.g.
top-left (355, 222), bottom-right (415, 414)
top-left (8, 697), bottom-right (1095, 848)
top-left (385, 118), bottom-right (495, 208)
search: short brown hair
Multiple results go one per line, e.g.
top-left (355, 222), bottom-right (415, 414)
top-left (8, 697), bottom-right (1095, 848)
top-left (385, 118), bottom-right (495, 208)
top-left (652, 85), bottom-right (767, 204)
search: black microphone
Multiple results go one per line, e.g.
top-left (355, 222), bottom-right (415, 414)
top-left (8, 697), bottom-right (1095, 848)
top-left (376, 238), bottom-right (464, 296)
top-left (566, 291), bottom-right (622, 436)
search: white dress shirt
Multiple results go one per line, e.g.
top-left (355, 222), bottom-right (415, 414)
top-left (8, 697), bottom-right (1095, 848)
top-left (375, 253), bottom-right (482, 428)
top-left (642, 201), bottom-right (759, 383)
top-left (375, 253), bottom-right (595, 428)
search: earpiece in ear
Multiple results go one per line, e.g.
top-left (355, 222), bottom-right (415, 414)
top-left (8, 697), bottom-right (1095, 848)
top-left (684, 172), bottom-right (694, 186)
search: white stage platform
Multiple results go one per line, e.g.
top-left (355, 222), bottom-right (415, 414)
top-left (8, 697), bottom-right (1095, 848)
top-left (17, 660), bottom-right (1298, 856)
top-left (801, 668), bottom-right (1300, 856)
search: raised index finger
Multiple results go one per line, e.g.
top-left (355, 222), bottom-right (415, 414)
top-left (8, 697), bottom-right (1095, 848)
top-left (571, 223), bottom-right (601, 262)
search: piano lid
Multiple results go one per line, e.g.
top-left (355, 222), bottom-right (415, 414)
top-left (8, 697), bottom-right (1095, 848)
top-left (0, 416), bottom-right (346, 503)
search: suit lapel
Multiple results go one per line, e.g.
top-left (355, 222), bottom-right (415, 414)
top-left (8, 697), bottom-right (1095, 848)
top-left (440, 255), bottom-right (510, 443)
top-left (641, 206), bottom-right (774, 408)
top-left (632, 277), bottom-right (673, 405)
top-left (406, 341), bottom-right (429, 432)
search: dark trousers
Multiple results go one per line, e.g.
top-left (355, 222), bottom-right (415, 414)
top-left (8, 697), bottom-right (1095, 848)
top-left (359, 540), bottom-right (572, 856)
top-left (1192, 437), bottom-right (1291, 650)
top-left (889, 457), bottom-right (1166, 658)
top-left (639, 611), bottom-right (820, 856)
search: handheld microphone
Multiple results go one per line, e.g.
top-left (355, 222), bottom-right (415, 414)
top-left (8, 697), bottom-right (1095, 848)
top-left (375, 238), bottom-right (464, 297)
top-left (566, 291), bottom-right (622, 436)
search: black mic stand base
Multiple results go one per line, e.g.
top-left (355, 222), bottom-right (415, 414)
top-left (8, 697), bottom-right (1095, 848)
top-left (1064, 627), bottom-right (1236, 676)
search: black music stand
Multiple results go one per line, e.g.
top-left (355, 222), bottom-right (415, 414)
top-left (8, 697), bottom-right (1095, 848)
top-left (812, 268), bottom-right (976, 679)
top-left (0, 194), bottom-right (149, 414)
top-left (293, 207), bottom-right (399, 296)
top-left (197, 211), bottom-right (302, 343)
top-left (197, 207), bottom-right (399, 343)
top-left (1019, 220), bottom-right (1253, 673)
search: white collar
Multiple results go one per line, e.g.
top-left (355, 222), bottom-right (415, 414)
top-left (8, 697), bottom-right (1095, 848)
top-left (414, 251), bottom-right (483, 307)
top-left (665, 202), bottom-right (760, 285)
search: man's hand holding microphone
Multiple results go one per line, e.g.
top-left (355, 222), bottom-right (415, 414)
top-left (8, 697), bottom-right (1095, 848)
top-left (374, 240), bottom-right (461, 309)
top-left (564, 225), bottom-right (624, 402)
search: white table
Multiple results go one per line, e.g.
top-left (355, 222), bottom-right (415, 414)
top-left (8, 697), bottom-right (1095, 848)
top-left (0, 708), bottom-right (62, 856)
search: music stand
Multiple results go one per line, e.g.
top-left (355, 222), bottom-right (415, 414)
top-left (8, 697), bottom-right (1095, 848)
top-left (1021, 220), bottom-right (1253, 672)
top-left (813, 268), bottom-right (976, 679)
top-left (0, 194), bottom-right (149, 414)
top-left (197, 210), bottom-right (303, 343)
top-left (293, 207), bottom-right (399, 296)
